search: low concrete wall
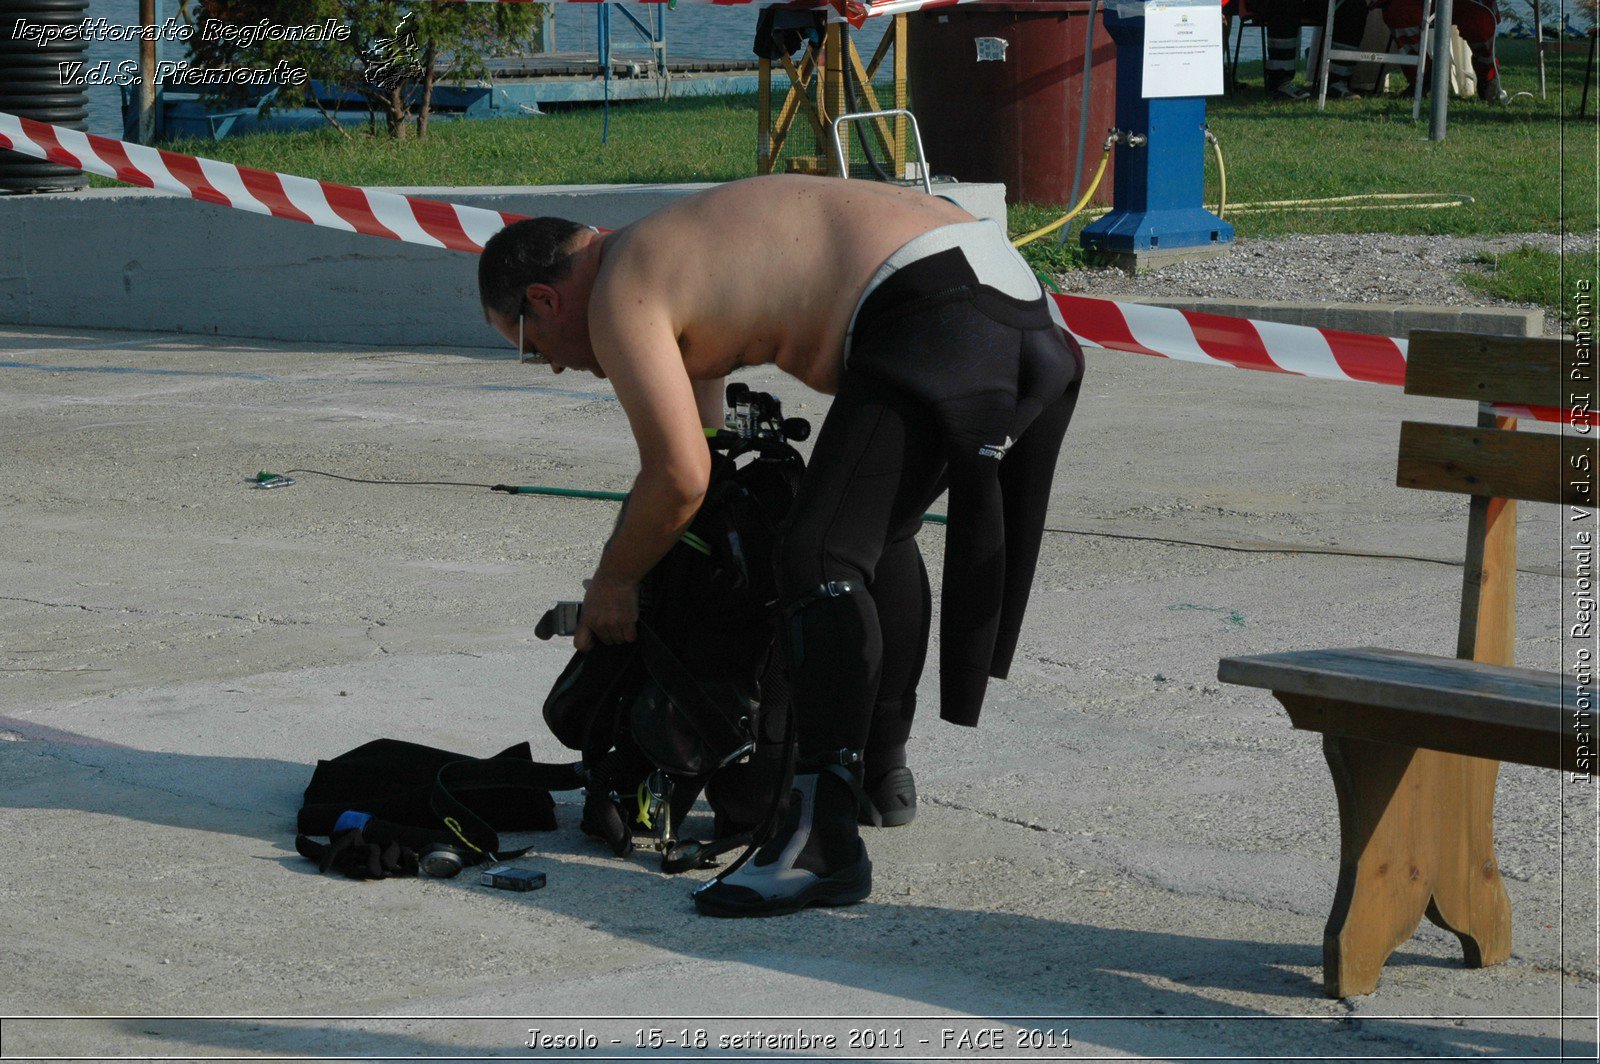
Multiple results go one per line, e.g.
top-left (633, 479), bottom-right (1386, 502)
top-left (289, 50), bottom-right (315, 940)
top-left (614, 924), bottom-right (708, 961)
top-left (0, 181), bottom-right (1008, 349)
top-left (1137, 297), bottom-right (1544, 338)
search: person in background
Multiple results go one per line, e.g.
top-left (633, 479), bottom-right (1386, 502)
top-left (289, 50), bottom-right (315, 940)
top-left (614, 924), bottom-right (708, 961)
top-left (1260, 0), bottom-right (1372, 99)
top-left (1384, 0), bottom-right (1508, 102)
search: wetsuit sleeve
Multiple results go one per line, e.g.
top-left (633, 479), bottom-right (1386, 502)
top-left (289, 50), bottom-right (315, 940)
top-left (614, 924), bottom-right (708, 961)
top-left (937, 465), bottom-right (1006, 726)
top-left (991, 376), bottom-right (1081, 680)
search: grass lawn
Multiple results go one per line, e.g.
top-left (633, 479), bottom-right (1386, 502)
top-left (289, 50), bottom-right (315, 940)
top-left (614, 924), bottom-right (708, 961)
top-left (149, 92), bottom-right (763, 188)
top-left (1186, 40), bottom-right (1595, 240)
top-left (122, 40), bottom-right (1593, 315)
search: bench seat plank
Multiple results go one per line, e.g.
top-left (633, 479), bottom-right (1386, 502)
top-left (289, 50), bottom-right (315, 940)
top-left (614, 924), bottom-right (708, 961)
top-left (1218, 647), bottom-right (1577, 772)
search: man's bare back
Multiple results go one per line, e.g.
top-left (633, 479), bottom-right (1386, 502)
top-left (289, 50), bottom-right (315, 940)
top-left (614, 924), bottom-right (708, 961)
top-left (476, 175), bottom-right (1005, 657)
top-left (593, 175), bottom-right (975, 394)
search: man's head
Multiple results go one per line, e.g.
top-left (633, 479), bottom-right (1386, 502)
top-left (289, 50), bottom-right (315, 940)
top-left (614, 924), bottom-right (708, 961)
top-left (479, 217), bottom-right (602, 373)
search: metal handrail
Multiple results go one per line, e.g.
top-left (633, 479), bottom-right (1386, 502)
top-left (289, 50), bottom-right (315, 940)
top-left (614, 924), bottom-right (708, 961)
top-left (829, 108), bottom-right (933, 196)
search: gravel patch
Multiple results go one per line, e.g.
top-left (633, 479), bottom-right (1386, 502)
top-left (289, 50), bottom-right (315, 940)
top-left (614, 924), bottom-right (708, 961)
top-left (1055, 231), bottom-right (1566, 335)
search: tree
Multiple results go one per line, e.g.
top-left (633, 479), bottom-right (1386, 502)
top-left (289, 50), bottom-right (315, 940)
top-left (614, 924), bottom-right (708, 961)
top-left (185, 0), bottom-right (546, 139)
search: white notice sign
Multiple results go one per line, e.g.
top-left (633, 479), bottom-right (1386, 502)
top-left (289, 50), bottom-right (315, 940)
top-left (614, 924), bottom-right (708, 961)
top-left (1142, 0), bottom-right (1225, 99)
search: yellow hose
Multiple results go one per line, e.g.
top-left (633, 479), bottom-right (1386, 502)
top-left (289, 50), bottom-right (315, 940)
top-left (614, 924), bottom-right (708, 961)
top-left (1012, 127), bottom-right (1466, 251)
top-left (1222, 192), bottom-right (1473, 214)
top-left (1207, 129), bottom-right (1227, 220)
top-left (1199, 132), bottom-right (1465, 217)
top-left (1064, 192), bottom-right (1467, 225)
top-left (1011, 147), bottom-right (1112, 249)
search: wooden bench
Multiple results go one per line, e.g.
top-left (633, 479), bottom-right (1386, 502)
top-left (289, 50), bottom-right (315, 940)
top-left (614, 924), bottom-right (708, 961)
top-left (1218, 331), bottom-right (1594, 998)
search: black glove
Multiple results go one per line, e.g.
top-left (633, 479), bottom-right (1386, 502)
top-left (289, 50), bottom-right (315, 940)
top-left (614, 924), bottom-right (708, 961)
top-left (295, 828), bottom-right (420, 880)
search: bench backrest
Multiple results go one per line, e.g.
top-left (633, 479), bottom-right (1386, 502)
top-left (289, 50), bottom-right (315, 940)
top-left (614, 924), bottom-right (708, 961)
top-left (1398, 331), bottom-right (1593, 668)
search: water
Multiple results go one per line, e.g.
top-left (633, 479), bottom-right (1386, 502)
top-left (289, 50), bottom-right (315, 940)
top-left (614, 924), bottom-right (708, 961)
top-left (81, 0), bottom-right (137, 136)
top-left (79, 1), bottom-right (889, 137)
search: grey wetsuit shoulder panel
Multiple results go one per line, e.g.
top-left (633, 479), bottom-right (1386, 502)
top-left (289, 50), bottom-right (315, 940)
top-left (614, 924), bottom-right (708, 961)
top-left (845, 218), bottom-right (1042, 364)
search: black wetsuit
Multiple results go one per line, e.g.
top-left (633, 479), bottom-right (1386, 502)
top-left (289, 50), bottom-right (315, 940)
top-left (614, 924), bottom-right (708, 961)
top-left (774, 219), bottom-right (1084, 765)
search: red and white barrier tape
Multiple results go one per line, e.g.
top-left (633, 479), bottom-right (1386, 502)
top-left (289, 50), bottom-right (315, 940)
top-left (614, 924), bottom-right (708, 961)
top-left (0, 112), bottom-right (1584, 427)
top-left (1052, 293), bottom-right (1408, 388)
top-left (0, 111), bottom-right (514, 254)
top-left (1051, 294), bottom-right (1588, 426)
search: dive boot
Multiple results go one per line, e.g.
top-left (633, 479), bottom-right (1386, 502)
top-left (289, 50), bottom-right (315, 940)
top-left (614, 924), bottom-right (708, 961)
top-left (862, 695), bottom-right (918, 827)
top-left (693, 760), bottom-right (871, 917)
top-left (863, 765), bottom-right (917, 827)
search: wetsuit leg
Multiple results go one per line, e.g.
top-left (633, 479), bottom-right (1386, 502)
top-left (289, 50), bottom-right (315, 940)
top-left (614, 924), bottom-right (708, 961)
top-left (699, 220), bottom-right (1083, 916)
top-left (692, 376), bottom-right (945, 917)
top-left (866, 533), bottom-right (930, 766)
top-left (773, 373), bottom-right (948, 761)
top-left (863, 532), bottom-right (931, 824)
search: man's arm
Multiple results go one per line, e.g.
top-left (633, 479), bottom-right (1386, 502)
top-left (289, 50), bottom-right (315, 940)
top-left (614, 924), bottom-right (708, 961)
top-left (577, 288), bottom-right (711, 651)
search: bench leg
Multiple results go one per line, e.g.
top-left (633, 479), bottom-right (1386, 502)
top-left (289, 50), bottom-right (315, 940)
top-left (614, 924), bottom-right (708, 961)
top-left (1319, 732), bottom-right (1512, 997)
top-left (1420, 751), bottom-right (1513, 971)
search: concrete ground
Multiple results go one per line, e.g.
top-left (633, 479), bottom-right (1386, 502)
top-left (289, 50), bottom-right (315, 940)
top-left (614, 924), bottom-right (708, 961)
top-left (0, 322), bottom-right (1594, 1061)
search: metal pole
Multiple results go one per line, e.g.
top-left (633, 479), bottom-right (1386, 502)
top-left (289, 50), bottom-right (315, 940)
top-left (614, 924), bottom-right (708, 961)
top-left (138, 0), bottom-right (157, 143)
top-left (600, 2), bottom-right (611, 143)
top-left (1533, 0), bottom-right (1546, 98)
top-left (823, 21), bottom-right (845, 175)
top-left (1427, 0), bottom-right (1451, 141)
top-left (1066, 0), bottom-right (1100, 216)
top-left (1315, 0), bottom-right (1336, 109)
top-left (893, 13), bottom-right (907, 177)
top-left (656, 3), bottom-right (668, 100)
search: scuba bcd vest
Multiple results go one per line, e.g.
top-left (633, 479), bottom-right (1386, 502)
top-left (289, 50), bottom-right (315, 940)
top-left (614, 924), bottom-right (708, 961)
top-left (537, 385), bottom-right (809, 873)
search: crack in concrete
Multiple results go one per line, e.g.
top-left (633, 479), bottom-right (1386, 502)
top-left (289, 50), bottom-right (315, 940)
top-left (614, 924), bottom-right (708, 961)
top-left (0, 595), bottom-right (320, 627)
top-left (924, 795), bottom-right (1060, 835)
top-left (29, 743), bottom-right (266, 818)
top-left (1, 595), bottom-right (95, 613)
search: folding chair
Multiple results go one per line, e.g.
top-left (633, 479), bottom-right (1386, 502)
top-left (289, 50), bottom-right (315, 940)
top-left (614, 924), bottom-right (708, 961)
top-left (1315, 0), bottom-right (1435, 117)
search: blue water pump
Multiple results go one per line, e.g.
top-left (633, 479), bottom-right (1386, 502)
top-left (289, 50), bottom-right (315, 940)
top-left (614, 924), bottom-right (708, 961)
top-left (1080, 1), bottom-right (1233, 268)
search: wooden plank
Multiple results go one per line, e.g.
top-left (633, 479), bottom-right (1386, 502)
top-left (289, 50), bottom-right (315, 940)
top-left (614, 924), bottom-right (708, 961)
top-left (768, 49), bottom-right (818, 168)
top-left (892, 14), bottom-right (908, 174)
top-left (1457, 495), bottom-right (1519, 663)
top-left (776, 50), bottom-right (827, 153)
top-left (1404, 332), bottom-right (1568, 407)
top-left (1217, 647), bottom-right (1574, 728)
top-left (1278, 692), bottom-right (1570, 772)
top-left (1456, 412), bottom-right (1519, 665)
top-left (866, 18), bottom-right (896, 81)
top-left (757, 57), bottom-right (772, 174)
top-left (844, 46), bottom-right (897, 163)
top-left (822, 22), bottom-right (847, 154)
top-left (1397, 421), bottom-right (1592, 508)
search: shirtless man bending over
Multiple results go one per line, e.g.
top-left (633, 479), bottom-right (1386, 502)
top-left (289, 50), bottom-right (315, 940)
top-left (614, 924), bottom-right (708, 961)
top-left (479, 174), bottom-right (1084, 917)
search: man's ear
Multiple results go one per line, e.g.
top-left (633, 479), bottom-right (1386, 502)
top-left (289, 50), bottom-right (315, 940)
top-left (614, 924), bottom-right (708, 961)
top-left (523, 282), bottom-right (560, 320)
